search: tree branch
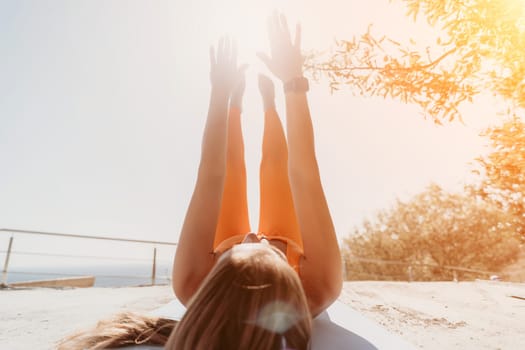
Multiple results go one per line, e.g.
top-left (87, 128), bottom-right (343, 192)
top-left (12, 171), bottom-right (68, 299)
top-left (310, 46), bottom-right (458, 73)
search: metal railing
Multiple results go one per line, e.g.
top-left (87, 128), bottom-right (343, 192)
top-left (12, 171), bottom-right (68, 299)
top-left (342, 255), bottom-right (524, 282)
top-left (4, 228), bottom-right (521, 286)
top-left (1, 228), bottom-right (177, 288)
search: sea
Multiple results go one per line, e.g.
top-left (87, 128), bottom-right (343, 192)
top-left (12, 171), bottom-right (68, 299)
top-left (4, 262), bottom-right (172, 287)
top-left (0, 233), bottom-right (176, 288)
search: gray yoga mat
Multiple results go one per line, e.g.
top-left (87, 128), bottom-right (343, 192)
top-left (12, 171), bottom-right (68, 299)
top-left (122, 298), bottom-right (416, 350)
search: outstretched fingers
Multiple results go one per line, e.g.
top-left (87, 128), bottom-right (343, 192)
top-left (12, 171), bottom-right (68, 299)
top-left (268, 12), bottom-right (295, 46)
top-left (294, 22), bottom-right (301, 49)
top-left (258, 13), bottom-right (304, 82)
top-left (212, 36), bottom-right (236, 66)
top-left (279, 13), bottom-right (292, 44)
top-left (209, 36), bottom-right (245, 93)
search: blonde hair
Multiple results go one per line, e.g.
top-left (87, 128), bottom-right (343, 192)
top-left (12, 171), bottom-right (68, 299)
top-left (56, 312), bottom-right (176, 349)
top-left (58, 243), bottom-right (311, 349)
top-left (167, 243), bottom-right (312, 349)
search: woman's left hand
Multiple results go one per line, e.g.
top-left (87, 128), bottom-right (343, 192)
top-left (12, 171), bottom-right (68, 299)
top-left (210, 36), bottom-right (244, 95)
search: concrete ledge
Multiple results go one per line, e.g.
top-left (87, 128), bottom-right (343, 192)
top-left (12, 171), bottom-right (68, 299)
top-left (9, 276), bottom-right (95, 288)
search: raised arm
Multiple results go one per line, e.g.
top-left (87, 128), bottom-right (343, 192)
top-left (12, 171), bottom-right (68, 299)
top-left (172, 38), bottom-right (242, 305)
top-left (258, 14), bottom-right (343, 315)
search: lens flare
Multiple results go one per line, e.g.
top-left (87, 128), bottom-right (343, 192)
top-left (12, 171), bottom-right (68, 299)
top-left (253, 301), bottom-right (302, 334)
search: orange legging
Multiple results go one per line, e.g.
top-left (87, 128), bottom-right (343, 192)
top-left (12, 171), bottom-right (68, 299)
top-left (213, 106), bottom-right (304, 272)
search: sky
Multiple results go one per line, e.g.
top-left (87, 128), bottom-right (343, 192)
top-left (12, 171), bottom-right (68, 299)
top-left (0, 0), bottom-right (504, 267)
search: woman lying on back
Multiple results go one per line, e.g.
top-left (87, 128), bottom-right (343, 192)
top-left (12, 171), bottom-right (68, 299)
top-left (58, 13), bottom-right (342, 350)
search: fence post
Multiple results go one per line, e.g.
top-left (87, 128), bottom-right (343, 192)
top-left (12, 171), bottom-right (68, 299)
top-left (151, 247), bottom-right (157, 286)
top-left (1, 236), bottom-right (14, 287)
top-left (407, 265), bottom-right (413, 282)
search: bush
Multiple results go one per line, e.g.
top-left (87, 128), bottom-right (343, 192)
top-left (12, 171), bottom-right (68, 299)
top-left (343, 184), bottom-right (521, 281)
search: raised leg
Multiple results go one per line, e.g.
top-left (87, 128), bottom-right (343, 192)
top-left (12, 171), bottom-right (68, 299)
top-left (257, 75), bottom-right (303, 271)
top-left (257, 14), bottom-right (343, 316)
top-left (213, 103), bottom-right (251, 251)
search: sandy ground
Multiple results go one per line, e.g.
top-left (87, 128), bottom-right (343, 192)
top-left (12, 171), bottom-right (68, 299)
top-left (0, 281), bottom-right (524, 350)
top-left (340, 281), bottom-right (525, 350)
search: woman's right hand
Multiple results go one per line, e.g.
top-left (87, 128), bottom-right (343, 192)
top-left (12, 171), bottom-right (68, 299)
top-left (257, 13), bottom-right (304, 83)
